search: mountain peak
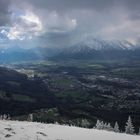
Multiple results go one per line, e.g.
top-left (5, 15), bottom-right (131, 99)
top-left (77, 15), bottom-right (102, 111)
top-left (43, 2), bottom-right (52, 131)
top-left (74, 37), bottom-right (137, 51)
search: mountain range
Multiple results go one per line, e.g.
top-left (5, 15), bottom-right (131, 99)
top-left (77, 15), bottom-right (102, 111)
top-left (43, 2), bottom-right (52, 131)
top-left (0, 38), bottom-right (140, 63)
top-left (53, 38), bottom-right (140, 60)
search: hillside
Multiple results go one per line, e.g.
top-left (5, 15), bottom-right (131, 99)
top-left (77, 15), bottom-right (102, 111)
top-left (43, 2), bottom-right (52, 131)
top-left (1, 61), bottom-right (140, 130)
top-left (0, 120), bottom-right (139, 140)
top-left (0, 67), bottom-right (55, 116)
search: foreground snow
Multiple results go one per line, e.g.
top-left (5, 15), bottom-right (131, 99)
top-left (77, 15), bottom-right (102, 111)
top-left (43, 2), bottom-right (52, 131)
top-left (0, 120), bottom-right (139, 140)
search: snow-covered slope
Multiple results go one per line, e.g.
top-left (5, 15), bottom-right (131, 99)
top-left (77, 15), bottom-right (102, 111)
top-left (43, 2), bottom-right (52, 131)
top-left (0, 120), bottom-right (139, 140)
top-left (70, 38), bottom-right (137, 52)
top-left (53, 37), bottom-right (140, 60)
top-left (79, 37), bottom-right (138, 50)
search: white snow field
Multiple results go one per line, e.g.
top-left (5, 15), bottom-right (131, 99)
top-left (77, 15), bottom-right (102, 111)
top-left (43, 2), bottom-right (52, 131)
top-left (0, 120), bottom-right (139, 140)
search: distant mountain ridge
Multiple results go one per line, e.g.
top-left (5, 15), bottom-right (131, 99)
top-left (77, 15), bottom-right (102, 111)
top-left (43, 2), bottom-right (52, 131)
top-left (0, 46), bottom-right (63, 63)
top-left (0, 38), bottom-right (140, 63)
top-left (52, 38), bottom-right (140, 60)
top-left (76, 38), bottom-right (138, 50)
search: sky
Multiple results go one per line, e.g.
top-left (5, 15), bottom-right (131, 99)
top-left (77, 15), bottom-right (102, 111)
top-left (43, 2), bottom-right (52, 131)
top-left (0, 0), bottom-right (140, 48)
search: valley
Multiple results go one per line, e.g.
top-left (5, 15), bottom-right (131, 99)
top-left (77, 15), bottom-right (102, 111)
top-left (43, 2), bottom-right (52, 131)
top-left (0, 0), bottom-right (140, 139)
top-left (1, 60), bottom-right (139, 132)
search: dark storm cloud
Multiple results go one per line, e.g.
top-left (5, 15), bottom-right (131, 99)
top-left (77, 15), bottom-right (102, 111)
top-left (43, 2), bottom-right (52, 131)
top-left (124, 0), bottom-right (140, 11)
top-left (0, 0), bottom-right (11, 26)
top-left (0, 0), bottom-right (140, 47)
top-left (27, 0), bottom-right (116, 11)
top-left (27, 0), bottom-right (140, 12)
top-left (1, 0), bottom-right (140, 26)
top-left (26, 0), bottom-right (140, 28)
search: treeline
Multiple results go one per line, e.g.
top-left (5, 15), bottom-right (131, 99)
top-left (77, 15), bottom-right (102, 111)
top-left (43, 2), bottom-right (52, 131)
top-left (1, 113), bottom-right (140, 136)
top-left (0, 114), bottom-right (11, 120)
top-left (27, 113), bottom-right (140, 136)
top-left (95, 116), bottom-right (140, 135)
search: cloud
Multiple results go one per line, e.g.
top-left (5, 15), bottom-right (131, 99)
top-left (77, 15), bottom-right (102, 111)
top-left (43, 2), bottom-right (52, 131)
top-left (25, 0), bottom-right (140, 14)
top-left (0, 0), bottom-right (140, 48)
top-left (2, 11), bottom-right (43, 40)
top-left (27, 0), bottom-right (116, 11)
top-left (43, 11), bottom-right (77, 33)
top-left (0, 0), bottom-right (11, 26)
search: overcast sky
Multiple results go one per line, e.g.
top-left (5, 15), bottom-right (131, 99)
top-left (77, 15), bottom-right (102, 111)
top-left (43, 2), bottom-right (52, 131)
top-left (0, 0), bottom-right (140, 48)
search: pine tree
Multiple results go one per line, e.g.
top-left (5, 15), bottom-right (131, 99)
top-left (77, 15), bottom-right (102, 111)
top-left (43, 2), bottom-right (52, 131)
top-left (0, 115), bottom-right (2, 120)
top-left (95, 120), bottom-right (104, 130)
top-left (81, 119), bottom-right (90, 128)
top-left (103, 123), bottom-right (107, 130)
top-left (95, 120), bottom-right (101, 129)
top-left (125, 116), bottom-right (135, 134)
top-left (100, 121), bottom-right (104, 130)
top-left (138, 128), bottom-right (140, 135)
top-left (28, 114), bottom-right (33, 122)
top-left (114, 122), bottom-right (120, 133)
top-left (7, 114), bottom-right (11, 120)
top-left (3, 114), bottom-right (7, 120)
top-left (106, 123), bottom-right (113, 131)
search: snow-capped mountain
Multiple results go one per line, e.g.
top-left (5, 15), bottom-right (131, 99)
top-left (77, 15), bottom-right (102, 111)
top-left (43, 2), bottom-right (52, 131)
top-left (0, 37), bottom-right (139, 63)
top-left (0, 120), bottom-right (139, 140)
top-left (68, 38), bottom-right (137, 52)
top-left (53, 38), bottom-right (140, 60)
